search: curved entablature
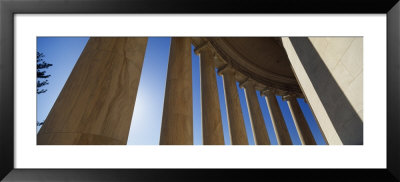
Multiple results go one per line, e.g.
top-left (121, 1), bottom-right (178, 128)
top-left (192, 37), bottom-right (303, 96)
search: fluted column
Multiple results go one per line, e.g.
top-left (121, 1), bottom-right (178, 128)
top-left (196, 44), bottom-right (225, 145)
top-left (160, 37), bottom-right (193, 145)
top-left (263, 89), bottom-right (292, 145)
top-left (283, 95), bottom-right (316, 145)
top-left (240, 79), bottom-right (270, 145)
top-left (218, 65), bottom-right (248, 145)
top-left (37, 37), bottom-right (148, 145)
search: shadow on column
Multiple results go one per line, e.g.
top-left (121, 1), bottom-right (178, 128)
top-left (289, 37), bottom-right (363, 145)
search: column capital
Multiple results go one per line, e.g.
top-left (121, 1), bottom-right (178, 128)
top-left (261, 87), bottom-right (277, 96)
top-left (239, 78), bottom-right (256, 89)
top-left (217, 64), bottom-right (234, 76)
top-left (194, 41), bottom-right (213, 55)
top-left (282, 93), bottom-right (297, 101)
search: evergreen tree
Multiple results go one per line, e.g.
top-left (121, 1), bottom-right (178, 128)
top-left (37, 51), bottom-right (53, 127)
top-left (37, 51), bottom-right (53, 94)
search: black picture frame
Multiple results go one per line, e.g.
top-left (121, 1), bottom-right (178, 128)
top-left (1, 0), bottom-right (399, 181)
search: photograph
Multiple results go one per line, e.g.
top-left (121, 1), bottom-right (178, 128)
top-left (2, 0), bottom-right (398, 179)
top-left (36, 37), bottom-right (363, 145)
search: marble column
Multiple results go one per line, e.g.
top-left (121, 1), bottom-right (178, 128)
top-left (160, 37), bottom-right (193, 145)
top-left (241, 79), bottom-right (270, 145)
top-left (282, 37), bottom-right (363, 145)
top-left (218, 65), bottom-right (248, 145)
top-left (263, 89), bottom-right (292, 145)
top-left (283, 95), bottom-right (316, 145)
top-left (196, 45), bottom-right (225, 145)
top-left (303, 98), bottom-right (329, 144)
top-left (37, 37), bottom-right (148, 145)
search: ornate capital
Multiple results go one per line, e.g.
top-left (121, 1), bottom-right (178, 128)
top-left (239, 78), bottom-right (256, 89)
top-left (261, 87), bottom-right (277, 96)
top-left (282, 93), bottom-right (297, 101)
top-left (217, 64), bottom-right (234, 76)
top-left (194, 41), bottom-right (213, 55)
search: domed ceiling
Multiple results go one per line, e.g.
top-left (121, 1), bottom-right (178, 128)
top-left (191, 37), bottom-right (302, 95)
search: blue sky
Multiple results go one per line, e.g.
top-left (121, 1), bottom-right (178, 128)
top-left (37, 37), bottom-right (326, 145)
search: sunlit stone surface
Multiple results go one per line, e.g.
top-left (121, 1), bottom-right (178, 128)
top-left (38, 37), bottom-right (148, 145)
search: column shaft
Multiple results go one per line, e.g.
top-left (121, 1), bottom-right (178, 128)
top-left (264, 92), bottom-right (292, 145)
top-left (220, 68), bottom-right (248, 145)
top-left (199, 48), bottom-right (224, 145)
top-left (37, 37), bottom-right (148, 145)
top-left (160, 37), bottom-right (193, 145)
top-left (282, 37), bottom-right (363, 144)
top-left (243, 83), bottom-right (270, 145)
top-left (286, 97), bottom-right (316, 145)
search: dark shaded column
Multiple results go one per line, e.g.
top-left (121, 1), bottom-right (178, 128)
top-left (283, 37), bottom-right (363, 145)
